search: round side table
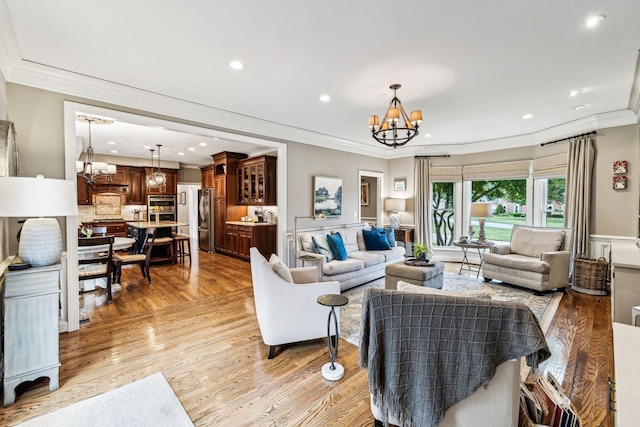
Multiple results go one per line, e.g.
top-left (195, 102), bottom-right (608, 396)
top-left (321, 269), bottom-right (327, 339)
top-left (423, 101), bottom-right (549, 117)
top-left (317, 294), bottom-right (349, 381)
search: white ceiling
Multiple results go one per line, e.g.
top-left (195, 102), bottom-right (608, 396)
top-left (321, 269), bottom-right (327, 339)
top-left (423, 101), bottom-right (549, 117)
top-left (1, 1), bottom-right (640, 166)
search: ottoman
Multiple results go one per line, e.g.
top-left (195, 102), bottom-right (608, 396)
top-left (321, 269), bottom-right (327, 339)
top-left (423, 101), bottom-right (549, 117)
top-left (385, 260), bottom-right (445, 290)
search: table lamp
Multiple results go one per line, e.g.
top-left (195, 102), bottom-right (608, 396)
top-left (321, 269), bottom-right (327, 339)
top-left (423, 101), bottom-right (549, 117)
top-left (470, 202), bottom-right (493, 243)
top-left (384, 198), bottom-right (406, 229)
top-left (0, 175), bottom-right (78, 267)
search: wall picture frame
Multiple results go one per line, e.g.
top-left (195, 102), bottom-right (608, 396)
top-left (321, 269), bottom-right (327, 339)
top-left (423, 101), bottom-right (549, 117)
top-left (394, 178), bottom-right (406, 192)
top-left (314, 175), bottom-right (342, 217)
top-left (613, 175), bottom-right (627, 189)
top-left (360, 182), bottom-right (369, 206)
top-left (613, 160), bottom-right (627, 174)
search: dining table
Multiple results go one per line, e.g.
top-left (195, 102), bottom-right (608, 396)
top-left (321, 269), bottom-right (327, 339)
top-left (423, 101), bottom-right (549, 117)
top-left (126, 221), bottom-right (188, 253)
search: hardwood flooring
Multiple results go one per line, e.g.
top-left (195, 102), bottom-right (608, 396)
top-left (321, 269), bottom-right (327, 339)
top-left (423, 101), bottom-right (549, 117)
top-left (0, 250), bottom-right (613, 426)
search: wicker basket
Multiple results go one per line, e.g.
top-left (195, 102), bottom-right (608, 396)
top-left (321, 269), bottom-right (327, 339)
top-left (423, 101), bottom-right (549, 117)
top-left (572, 254), bottom-right (608, 295)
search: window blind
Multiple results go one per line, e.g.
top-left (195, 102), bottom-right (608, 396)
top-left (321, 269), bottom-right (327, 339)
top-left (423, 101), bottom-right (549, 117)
top-left (429, 166), bottom-right (462, 182)
top-left (532, 153), bottom-right (567, 178)
top-left (462, 160), bottom-right (531, 180)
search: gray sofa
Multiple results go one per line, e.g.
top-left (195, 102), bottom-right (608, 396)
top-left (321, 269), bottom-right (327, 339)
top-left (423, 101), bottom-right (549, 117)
top-left (482, 225), bottom-right (573, 292)
top-left (297, 223), bottom-right (405, 291)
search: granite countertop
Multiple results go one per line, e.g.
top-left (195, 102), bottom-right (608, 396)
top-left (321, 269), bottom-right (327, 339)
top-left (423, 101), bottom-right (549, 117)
top-left (127, 221), bottom-right (188, 228)
top-left (226, 221), bottom-right (276, 227)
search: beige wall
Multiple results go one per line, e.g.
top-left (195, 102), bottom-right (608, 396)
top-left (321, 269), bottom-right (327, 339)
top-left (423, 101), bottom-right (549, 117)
top-left (178, 167), bottom-right (202, 184)
top-left (1, 69), bottom-right (7, 262)
top-left (286, 142), bottom-right (388, 231)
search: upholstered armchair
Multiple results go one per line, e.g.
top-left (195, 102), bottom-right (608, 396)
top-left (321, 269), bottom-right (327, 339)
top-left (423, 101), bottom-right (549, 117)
top-left (482, 225), bottom-right (574, 292)
top-left (249, 248), bottom-right (341, 359)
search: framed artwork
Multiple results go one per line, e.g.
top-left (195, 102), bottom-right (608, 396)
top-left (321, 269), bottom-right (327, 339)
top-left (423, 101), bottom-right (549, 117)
top-left (314, 175), bottom-right (342, 217)
top-left (394, 178), bottom-right (406, 191)
top-left (360, 182), bottom-right (369, 206)
top-left (613, 176), bottom-right (627, 189)
top-left (613, 160), bottom-right (627, 174)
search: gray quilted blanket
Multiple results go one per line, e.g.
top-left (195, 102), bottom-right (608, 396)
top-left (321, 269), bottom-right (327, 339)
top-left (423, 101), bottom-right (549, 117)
top-left (359, 288), bottom-right (550, 427)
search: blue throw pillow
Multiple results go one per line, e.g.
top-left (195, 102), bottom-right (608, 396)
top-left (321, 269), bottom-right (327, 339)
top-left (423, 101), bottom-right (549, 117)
top-left (372, 226), bottom-right (396, 247)
top-left (326, 233), bottom-right (348, 261)
top-left (363, 228), bottom-right (391, 250)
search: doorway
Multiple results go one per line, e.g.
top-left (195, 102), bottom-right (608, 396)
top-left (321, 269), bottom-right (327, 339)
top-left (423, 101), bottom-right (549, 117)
top-left (358, 170), bottom-right (384, 226)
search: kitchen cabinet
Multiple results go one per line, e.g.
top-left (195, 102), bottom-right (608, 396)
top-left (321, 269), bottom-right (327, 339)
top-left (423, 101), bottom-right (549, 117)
top-left (92, 169), bottom-right (127, 185)
top-left (611, 240), bottom-right (640, 325)
top-left (214, 175), bottom-right (226, 199)
top-left (144, 168), bottom-right (178, 195)
top-left (236, 156), bottom-right (276, 205)
top-left (214, 198), bottom-right (227, 252)
top-left (3, 263), bottom-right (61, 406)
top-left (211, 152), bottom-right (248, 254)
top-left (201, 165), bottom-right (214, 188)
top-left (224, 223), bottom-right (276, 260)
top-left (77, 175), bottom-right (93, 205)
top-left (124, 167), bottom-right (146, 205)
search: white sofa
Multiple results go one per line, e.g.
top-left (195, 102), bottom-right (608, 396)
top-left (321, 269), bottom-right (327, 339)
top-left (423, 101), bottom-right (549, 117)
top-left (482, 225), bottom-right (573, 292)
top-left (296, 223), bottom-right (405, 291)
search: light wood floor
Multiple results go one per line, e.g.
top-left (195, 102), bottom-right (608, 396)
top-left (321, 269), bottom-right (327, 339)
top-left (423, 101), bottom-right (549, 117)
top-left (0, 250), bottom-right (613, 426)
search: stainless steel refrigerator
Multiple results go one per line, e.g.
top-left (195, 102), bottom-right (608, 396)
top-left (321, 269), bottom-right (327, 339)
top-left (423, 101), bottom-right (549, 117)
top-left (198, 188), bottom-right (214, 252)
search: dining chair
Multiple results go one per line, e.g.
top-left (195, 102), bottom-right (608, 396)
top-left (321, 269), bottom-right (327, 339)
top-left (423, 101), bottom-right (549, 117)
top-left (112, 228), bottom-right (158, 286)
top-left (78, 236), bottom-right (115, 302)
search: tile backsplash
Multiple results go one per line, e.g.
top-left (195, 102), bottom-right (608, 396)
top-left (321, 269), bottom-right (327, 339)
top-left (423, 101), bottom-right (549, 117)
top-left (78, 204), bottom-right (146, 223)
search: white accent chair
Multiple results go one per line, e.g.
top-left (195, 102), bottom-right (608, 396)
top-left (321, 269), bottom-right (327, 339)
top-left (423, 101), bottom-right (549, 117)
top-left (482, 225), bottom-right (574, 292)
top-left (249, 247), bottom-right (341, 359)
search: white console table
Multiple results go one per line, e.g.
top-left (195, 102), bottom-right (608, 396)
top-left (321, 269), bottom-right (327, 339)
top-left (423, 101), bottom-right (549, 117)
top-left (2, 263), bottom-right (61, 406)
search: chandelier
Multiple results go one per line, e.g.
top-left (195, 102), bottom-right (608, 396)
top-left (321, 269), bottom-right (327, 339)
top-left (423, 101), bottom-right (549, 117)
top-left (368, 84), bottom-right (423, 148)
top-left (76, 115), bottom-right (117, 185)
top-left (146, 144), bottom-right (167, 191)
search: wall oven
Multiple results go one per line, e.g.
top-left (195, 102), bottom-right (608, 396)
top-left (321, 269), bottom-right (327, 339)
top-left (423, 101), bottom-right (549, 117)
top-left (148, 195), bottom-right (176, 222)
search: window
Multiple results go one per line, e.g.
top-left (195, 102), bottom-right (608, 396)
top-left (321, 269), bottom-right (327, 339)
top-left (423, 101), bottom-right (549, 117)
top-left (542, 178), bottom-right (566, 228)
top-left (432, 182), bottom-right (455, 247)
top-left (470, 178), bottom-right (527, 243)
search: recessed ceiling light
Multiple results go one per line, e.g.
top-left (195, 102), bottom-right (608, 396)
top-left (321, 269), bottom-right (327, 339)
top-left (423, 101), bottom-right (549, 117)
top-left (199, 142), bottom-right (207, 146)
top-left (107, 141), bottom-right (116, 145)
top-left (153, 153), bottom-right (159, 158)
top-left (178, 152), bottom-right (184, 156)
top-left (213, 137), bottom-right (220, 140)
top-left (229, 60), bottom-right (243, 70)
top-left (568, 90), bottom-right (583, 97)
top-left (143, 145), bottom-right (151, 149)
top-left (110, 150), bottom-right (118, 154)
top-left (522, 114), bottom-right (533, 120)
top-left (586, 15), bottom-right (605, 28)
top-left (320, 94), bottom-right (331, 102)
top-left (188, 147), bottom-right (196, 151)
top-left (573, 104), bottom-right (587, 110)
top-left (423, 133), bottom-right (432, 138)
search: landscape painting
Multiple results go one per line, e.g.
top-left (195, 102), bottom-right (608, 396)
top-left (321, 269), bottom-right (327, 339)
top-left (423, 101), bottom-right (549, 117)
top-left (314, 176), bottom-right (342, 217)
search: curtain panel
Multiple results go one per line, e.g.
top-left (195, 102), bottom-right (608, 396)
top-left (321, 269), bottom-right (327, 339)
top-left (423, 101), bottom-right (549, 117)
top-left (414, 158), bottom-right (432, 249)
top-left (0, 120), bottom-right (18, 177)
top-left (565, 137), bottom-right (595, 257)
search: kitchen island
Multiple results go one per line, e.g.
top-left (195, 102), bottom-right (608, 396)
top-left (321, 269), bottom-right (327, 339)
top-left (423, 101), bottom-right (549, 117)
top-left (126, 221), bottom-right (188, 255)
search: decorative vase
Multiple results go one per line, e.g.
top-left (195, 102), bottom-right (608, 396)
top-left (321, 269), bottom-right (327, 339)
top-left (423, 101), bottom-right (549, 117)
top-left (155, 215), bottom-right (160, 225)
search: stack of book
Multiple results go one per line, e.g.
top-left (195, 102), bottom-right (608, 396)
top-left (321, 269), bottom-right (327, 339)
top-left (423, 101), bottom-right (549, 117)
top-left (520, 372), bottom-right (580, 427)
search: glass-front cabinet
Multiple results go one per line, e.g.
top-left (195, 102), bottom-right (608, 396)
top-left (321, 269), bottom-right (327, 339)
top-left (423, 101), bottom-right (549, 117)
top-left (236, 155), bottom-right (276, 205)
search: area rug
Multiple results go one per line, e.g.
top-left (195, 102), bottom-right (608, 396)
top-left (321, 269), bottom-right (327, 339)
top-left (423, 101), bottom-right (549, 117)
top-left (340, 272), bottom-right (563, 347)
top-left (17, 372), bottom-right (193, 427)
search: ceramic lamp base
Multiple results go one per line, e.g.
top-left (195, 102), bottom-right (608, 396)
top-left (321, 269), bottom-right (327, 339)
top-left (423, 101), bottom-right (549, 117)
top-left (390, 213), bottom-right (401, 229)
top-left (322, 362), bottom-right (344, 381)
top-left (18, 218), bottom-right (63, 267)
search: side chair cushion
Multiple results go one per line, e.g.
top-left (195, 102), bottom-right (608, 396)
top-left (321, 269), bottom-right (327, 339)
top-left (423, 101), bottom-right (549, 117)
top-left (79, 264), bottom-right (108, 277)
top-left (113, 253), bottom-right (147, 263)
top-left (269, 253), bottom-right (294, 283)
top-left (510, 227), bottom-right (565, 258)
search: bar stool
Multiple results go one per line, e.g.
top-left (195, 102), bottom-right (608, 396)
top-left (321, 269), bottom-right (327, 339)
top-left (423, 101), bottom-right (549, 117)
top-left (151, 235), bottom-right (175, 264)
top-left (172, 233), bottom-right (192, 264)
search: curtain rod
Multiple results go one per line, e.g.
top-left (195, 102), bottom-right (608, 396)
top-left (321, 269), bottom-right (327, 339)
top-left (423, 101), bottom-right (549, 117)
top-left (540, 131), bottom-right (596, 147)
top-left (415, 155), bottom-right (451, 159)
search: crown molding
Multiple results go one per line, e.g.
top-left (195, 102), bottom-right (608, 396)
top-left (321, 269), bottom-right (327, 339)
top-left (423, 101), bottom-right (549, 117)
top-left (0, 0), bottom-right (21, 80)
top-left (628, 50), bottom-right (640, 121)
top-left (4, 53), bottom-right (638, 160)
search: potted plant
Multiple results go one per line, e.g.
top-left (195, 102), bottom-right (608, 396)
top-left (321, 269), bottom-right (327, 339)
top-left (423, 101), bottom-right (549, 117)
top-left (412, 243), bottom-right (431, 261)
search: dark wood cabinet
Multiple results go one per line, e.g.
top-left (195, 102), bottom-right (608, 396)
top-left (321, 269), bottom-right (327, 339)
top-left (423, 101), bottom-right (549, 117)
top-left (236, 156), bottom-right (276, 205)
top-left (224, 224), bottom-right (275, 259)
top-left (211, 152), bottom-right (247, 254)
top-left (214, 198), bottom-right (227, 252)
top-left (214, 175), bottom-right (226, 199)
top-left (201, 165), bottom-right (214, 188)
top-left (394, 227), bottom-right (415, 244)
top-left (81, 220), bottom-right (128, 237)
top-left (92, 170), bottom-right (127, 185)
top-left (144, 168), bottom-right (177, 195)
top-left (77, 175), bottom-right (92, 205)
top-left (126, 167), bottom-right (146, 205)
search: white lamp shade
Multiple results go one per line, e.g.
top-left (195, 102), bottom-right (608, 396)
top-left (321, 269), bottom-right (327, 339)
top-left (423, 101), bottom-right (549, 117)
top-left (470, 202), bottom-right (493, 218)
top-left (384, 198), bottom-right (406, 212)
top-left (0, 176), bottom-right (78, 267)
